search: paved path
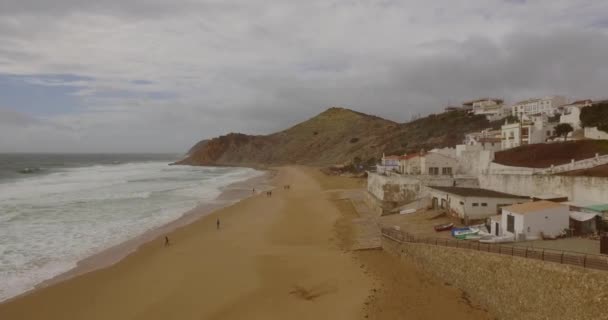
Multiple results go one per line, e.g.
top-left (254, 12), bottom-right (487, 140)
top-left (337, 189), bottom-right (381, 251)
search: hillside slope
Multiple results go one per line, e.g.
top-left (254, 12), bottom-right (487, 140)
top-left (177, 107), bottom-right (492, 166)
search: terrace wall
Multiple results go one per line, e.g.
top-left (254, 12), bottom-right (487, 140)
top-left (479, 174), bottom-right (608, 203)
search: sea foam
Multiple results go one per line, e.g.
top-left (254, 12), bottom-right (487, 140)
top-left (0, 162), bottom-right (262, 302)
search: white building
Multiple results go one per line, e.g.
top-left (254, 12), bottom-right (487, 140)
top-left (428, 186), bottom-right (529, 224)
top-left (500, 201), bottom-right (569, 241)
top-left (559, 99), bottom-right (592, 130)
top-left (377, 154), bottom-right (401, 173)
top-left (511, 96), bottom-right (569, 119)
top-left (463, 98), bottom-right (508, 121)
top-left (399, 151), bottom-right (459, 176)
top-left (501, 116), bottom-right (556, 150)
top-left (464, 129), bottom-right (502, 151)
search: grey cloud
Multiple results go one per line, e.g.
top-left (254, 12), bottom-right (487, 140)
top-left (1, 1), bottom-right (608, 153)
top-left (0, 109), bottom-right (41, 126)
top-left (0, 0), bottom-right (232, 18)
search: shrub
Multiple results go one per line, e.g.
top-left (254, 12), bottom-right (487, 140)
top-left (581, 102), bottom-right (608, 132)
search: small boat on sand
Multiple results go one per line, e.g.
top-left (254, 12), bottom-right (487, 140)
top-left (463, 234), bottom-right (483, 240)
top-left (434, 223), bottom-right (454, 232)
top-left (479, 235), bottom-right (515, 244)
top-left (451, 227), bottom-right (479, 239)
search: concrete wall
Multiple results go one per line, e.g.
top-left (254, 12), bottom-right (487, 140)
top-left (366, 172), bottom-right (478, 212)
top-left (486, 154), bottom-right (608, 175)
top-left (383, 237), bottom-right (608, 320)
top-left (585, 127), bottom-right (608, 140)
top-left (479, 174), bottom-right (608, 203)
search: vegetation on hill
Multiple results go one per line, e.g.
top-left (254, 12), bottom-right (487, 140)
top-left (177, 107), bottom-right (494, 166)
top-left (581, 101), bottom-right (608, 132)
top-left (493, 140), bottom-right (608, 168)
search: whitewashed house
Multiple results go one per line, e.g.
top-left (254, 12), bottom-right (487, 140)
top-left (559, 99), bottom-right (592, 130)
top-left (399, 151), bottom-right (458, 176)
top-left (428, 186), bottom-right (529, 224)
top-left (511, 96), bottom-right (568, 119)
top-left (464, 129), bottom-right (502, 151)
top-left (377, 154), bottom-right (401, 173)
top-left (462, 98), bottom-right (508, 121)
top-left (501, 116), bottom-right (556, 150)
top-left (501, 201), bottom-right (569, 241)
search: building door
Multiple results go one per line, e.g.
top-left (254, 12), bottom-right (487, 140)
top-left (495, 222), bottom-right (499, 236)
top-left (432, 197), bottom-right (438, 209)
top-left (440, 199), bottom-right (447, 209)
top-left (507, 215), bottom-right (515, 233)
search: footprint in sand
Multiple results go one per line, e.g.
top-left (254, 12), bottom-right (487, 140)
top-left (289, 283), bottom-right (337, 301)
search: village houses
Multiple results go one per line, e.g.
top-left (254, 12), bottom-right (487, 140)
top-left (511, 96), bottom-right (568, 119)
top-left (496, 201), bottom-right (570, 241)
top-left (398, 151), bottom-right (459, 176)
top-left (501, 114), bottom-right (556, 150)
top-left (462, 98), bottom-right (508, 121)
top-left (559, 99), bottom-right (593, 130)
top-left (463, 129), bottom-right (502, 151)
top-left (428, 186), bottom-right (529, 224)
top-left (378, 154), bottom-right (400, 173)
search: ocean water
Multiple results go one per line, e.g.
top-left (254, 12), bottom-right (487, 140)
top-left (0, 154), bottom-right (262, 302)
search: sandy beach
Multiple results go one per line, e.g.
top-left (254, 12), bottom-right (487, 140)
top-left (0, 166), bottom-right (491, 319)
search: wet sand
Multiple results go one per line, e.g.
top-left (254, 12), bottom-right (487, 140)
top-left (0, 166), bottom-right (492, 319)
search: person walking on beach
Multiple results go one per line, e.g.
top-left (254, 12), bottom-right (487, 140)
top-left (217, 218), bottom-right (220, 230)
top-left (164, 236), bottom-right (170, 246)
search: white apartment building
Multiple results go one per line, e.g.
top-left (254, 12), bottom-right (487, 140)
top-left (501, 116), bottom-right (556, 150)
top-left (463, 98), bottom-right (508, 121)
top-left (559, 99), bottom-right (592, 129)
top-left (511, 96), bottom-right (568, 119)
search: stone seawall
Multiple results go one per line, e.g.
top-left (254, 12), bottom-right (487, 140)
top-left (383, 236), bottom-right (608, 320)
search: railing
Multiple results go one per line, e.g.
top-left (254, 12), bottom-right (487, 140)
top-left (381, 227), bottom-right (608, 271)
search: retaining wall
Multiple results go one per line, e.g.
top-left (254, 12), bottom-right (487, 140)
top-left (366, 173), bottom-right (479, 212)
top-left (479, 174), bottom-right (608, 202)
top-left (383, 237), bottom-right (608, 320)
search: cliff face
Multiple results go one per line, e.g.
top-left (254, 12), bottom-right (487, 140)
top-left (178, 107), bottom-right (493, 166)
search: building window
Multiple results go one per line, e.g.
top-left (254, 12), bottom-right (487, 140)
top-left (459, 201), bottom-right (464, 205)
top-left (428, 167), bottom-right (439, 175)
top-left (472, 203), bottom-right (479, 207)
top-left (442, 167), bottom-right (452, 175)
top-left (481, 203), bottom-right (487, 207)
top-left (507, 215), bottom-right (515, 233)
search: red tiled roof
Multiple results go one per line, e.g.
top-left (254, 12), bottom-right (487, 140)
top-left (384, 155), bottom-right (401, 160)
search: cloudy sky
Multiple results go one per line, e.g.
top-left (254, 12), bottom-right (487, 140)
top-left (1, 0), bottom-right (608, 153)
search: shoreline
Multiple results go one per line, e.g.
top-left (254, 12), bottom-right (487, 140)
top-left (0, 166), bottom-right (492, 320)
top-left (1, 168), bottom-right (274, 304)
